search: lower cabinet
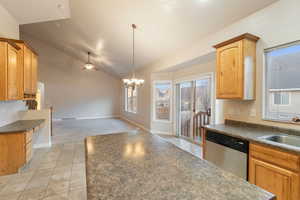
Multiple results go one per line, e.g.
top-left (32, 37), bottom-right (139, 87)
top-left (0, 130), bottom-right (34, 176)
top-left (249, 143), bottom-right (300, 200)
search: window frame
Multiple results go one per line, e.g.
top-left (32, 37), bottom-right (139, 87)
top-left (262, 40), bottom-right (300, 123)
top-left (124, 86), bottom-right (138, 114)
top-left (152, 80), bottom-right (172, 123)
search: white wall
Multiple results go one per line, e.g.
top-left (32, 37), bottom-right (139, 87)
top-left (121, 0), bottom-right (300, 131)
top-left (21, 33), bottom-right (121, 120)
top-left (0, 4), bottom-right (28, 127)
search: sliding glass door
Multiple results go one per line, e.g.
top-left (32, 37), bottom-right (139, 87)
top-left (176, 76), bottom-right (212, 144)
top-left (179, 81), bottom-right (193, 138)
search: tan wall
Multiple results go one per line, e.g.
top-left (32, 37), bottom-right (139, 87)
top-left (121, 68), bottom-right (152, 129)
top-left (0, 4), bottom-right (19, 39)
top-left (0, 4), bottom-right (27, 127)
top-left (21, 33), bottom-right (122, 120)
top-left (122, 0), bottom-right (300, 131)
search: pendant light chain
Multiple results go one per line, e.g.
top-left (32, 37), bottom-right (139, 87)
top-left (132, 24), bottom-right (135, 78)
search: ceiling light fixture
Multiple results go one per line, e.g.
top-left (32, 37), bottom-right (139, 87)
top-left (84, 52), bottom-right (96, 70)
top-left (123, 24), bottom-right (144, 89)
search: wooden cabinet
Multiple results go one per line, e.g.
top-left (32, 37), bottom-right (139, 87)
top-left (214, 33), bottom-right (259, 100)
top-left (249, 143), bottom-right (300, 200)
top-left (0, 38), bottom-right (38, 101)
top-left (25, 130), bottom-right (33, 162)
top-left (31, 53), bottom-right (38, 94)
top-left (0, 130), bottom-right (35, 175)
top-left (17, 41), bottom-right (38, 97)
top-left (0, 40), bottom-right (22, 101)
top-left (23, 44), bottom-right (32, 95)
top-left (0, 132), bottom-right (26, 175)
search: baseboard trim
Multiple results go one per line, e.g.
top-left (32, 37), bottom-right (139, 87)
top-left (53, 115), bottom-right (120, 121)
top-left (34, 142), bottom-right (51, 149)
top-left (151, 130), bottom-right (173, 135)
top-left (120, 116), bottom-right (151, 133)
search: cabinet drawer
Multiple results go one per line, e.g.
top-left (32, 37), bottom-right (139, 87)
top-left (25, 130), bottom-right (33, 143)
top-left (250, 143), bottom-right (300, 172)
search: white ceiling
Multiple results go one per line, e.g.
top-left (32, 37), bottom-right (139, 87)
top-left (0, 0), bottom-right (70, 25)
top-left (16, 0), bottom-right (277, 77)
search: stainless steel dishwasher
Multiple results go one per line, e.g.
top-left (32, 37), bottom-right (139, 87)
top-left (205, 131), bottom-right (249, 180)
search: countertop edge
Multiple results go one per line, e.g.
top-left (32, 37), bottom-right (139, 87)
top-left (0, 119), bottom-right (45, 134)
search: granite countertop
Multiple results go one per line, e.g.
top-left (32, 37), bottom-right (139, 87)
top-left (85, 132), bottom-right (275, 200)
top-left (0, 119), bottom-right (45, 134)
top-left (205, 120), bottom-right (300, 155)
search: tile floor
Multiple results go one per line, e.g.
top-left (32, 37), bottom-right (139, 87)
top-left (0, 118), bottom-right (202, 200)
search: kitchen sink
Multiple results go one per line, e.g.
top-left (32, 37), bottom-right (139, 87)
top-left (259, 135), bottom-right (300, 148)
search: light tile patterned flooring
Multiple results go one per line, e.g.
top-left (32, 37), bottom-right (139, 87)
top-left (0, 118), bottom-right (202, 200)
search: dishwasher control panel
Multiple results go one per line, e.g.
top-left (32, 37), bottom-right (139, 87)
top-left (206, 131), bottom-right (249, 153)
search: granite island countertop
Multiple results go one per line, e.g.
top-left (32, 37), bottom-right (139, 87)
top-left (0, 119), bottom-right (45, 134)
top-left (85, 132), bottom-right (275, 200)
top-left (205, 120), bottom-right (300, 155)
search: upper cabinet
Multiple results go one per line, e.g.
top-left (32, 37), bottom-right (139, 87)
top-left (0, 38), bottom-right (38, 101)
top-left (20, 43), bottom-right (38, 97)
top-left (0, 40), bottom-right (22, 101)
top-left (214, 33), bottom-right (259, 100)
top-left (31, 53), bottom-right (38, 95)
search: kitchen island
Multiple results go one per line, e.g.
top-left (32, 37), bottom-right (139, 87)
top-left (85, 132), bottom-right (275, 200)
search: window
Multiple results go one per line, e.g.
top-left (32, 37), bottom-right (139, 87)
top-left (125, 87), bottom-right (137, 113)
top-left (153, 81), bottom-right (171, 122)
top-left (264, 41), bottom-right (300, 122)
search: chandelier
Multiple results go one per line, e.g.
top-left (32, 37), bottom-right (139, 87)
top-left (123, 24), bottom-right (144, 89)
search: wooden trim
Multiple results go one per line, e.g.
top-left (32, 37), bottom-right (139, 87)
top-left (213, 33), bottom-right (260, 49)
top-left (0, 38), bottom-right (20, 50)
top-left (0, 37), bottom-right (38, 55)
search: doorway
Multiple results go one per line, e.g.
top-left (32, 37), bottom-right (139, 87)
top-left (175, 75), bottom-right (213, 144)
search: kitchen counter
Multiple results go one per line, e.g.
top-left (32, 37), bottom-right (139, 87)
top-left (205, 120), bottom-right (300, 155)
top-left (0, 119), bottom-right (45, 134)
top-left (85, 132), bottom-right (275, 200)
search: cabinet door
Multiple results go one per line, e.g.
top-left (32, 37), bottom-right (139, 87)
top-left (0, 42), bottom-right (8, 100)
top-left (16, 44), bottom-right (24, 99)
top-left (31, 53), bottom-right (38, 94)
top-left (7, 44), bottom-right (19, 100)
top-left (216, 41), bottom-right (243, 99)
top-left (249, 157), bottom-right (300, 200)
top-left (24, 46), bottom-right (32, 95)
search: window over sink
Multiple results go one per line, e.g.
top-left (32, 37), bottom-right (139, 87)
top-left (264, 41), bottom-right (300, 123)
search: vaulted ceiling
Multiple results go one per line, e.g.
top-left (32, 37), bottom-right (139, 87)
top-left (1, 0), bottom-right (277, 77)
